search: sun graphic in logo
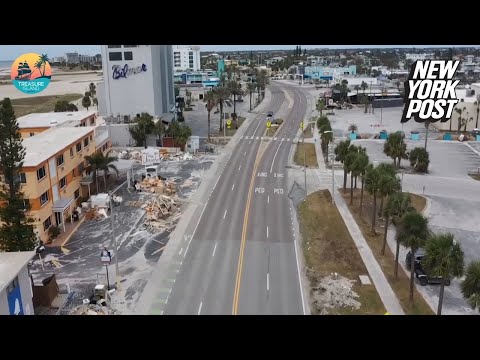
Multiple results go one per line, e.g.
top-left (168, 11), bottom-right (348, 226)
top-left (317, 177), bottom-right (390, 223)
top-left (11, 53), bottom-right (52, 94)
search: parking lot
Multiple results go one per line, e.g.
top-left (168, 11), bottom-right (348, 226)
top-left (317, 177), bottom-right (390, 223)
top-left (30, 154), bottom-right (216, 314)
top-left (351, 137), bottom-right (480, 314)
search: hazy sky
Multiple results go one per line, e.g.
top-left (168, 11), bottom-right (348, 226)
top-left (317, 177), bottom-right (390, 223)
top-left (0, 45), bottom-right (478, 61)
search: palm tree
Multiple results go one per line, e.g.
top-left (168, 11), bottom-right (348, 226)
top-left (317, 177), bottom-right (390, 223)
top-left (383, 131), bottom-right (408, 168)
top-left (377, 162), bottom-right (399, 217)
top-left (423, 233), bottom-right (464, 315)
top-left (464, 116), bottom-right (473, 132)
top-left (213, 86), bottom-right (231, 132)
top-left (455, 107), bottom-right (466, 133)
top-left (34, 60), bottom-right (43, 78)
top-left (227, 80), bottom-right (243, 115)
top-left (382, 192), bottom-right (412, 259)
top-left (85, 152), bottom-right (102, 194)
top-left (97, 150), bottom-right (119, 191)
top-left (357, 154), bottom-right (370, 217)
top-left (364, 165), bottom-right (382, 232)
top-left (354, 85), bottom-right (360, 94)
top-left (344, 152), bottom-right (358, 205)
top-left (246, 82), bottom-right (256, 111)
top-left (475, 99), bottom-right (480, 129)
top-left (316, 98), bottom-right (326, 117)
top-left (128, 112), bottom-right (155, 148)
top-left (334, 139), bottom-right (352, 193)
top-left (461, 260), bottom-right (480, 312)
top-left (204, 90), bottom-right (216, 141)
top-left (40, 54), bottom-right (49, 77)
top-left (82, 96), bottom-right (91, 111)
top-left (167, 121), bottom-right (192, 149)
top-left (320, 123), bottom-right (333, 161)
top-left (424, 120), bottom-right (431, 150)
top-left (396, 211), bottom-right (430, 303)
top-left (153, 119), bottom-right (166, 146)
top-left (360, 81), bottom-right (368, 95)
top-left (348, 123), bottom-right (358, 134)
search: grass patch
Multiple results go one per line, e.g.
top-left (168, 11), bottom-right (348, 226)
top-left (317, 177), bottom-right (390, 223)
top-left (11, 94), bottom-right (83, 117)
top-left (303, 124), bottom-right (313, 138)
top-left (341, 189), bottom-right (434, 315)
top-left (294, 143), bottom-right (318, 168)
top-left (211, 117), bottom-right (246, 138)
top-left (468, 173), bottom-right (480, 181)
top-left (299, 189), bottom-right (386, 315)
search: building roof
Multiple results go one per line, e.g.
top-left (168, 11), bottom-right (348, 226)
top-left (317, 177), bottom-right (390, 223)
top-left (17, 111), bottom-right (96, 129)
top-left (0, 251), bottom-right (36, 293)
top-left (22, 127), bottom-right (95, 167)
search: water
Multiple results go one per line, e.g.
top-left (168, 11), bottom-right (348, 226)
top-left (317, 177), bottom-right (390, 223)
top-left (0, 60), bottom-right (13, 69)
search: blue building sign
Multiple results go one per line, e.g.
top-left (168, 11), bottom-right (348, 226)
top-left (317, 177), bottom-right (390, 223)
top-left (7, 282), bottom-right (24, 315)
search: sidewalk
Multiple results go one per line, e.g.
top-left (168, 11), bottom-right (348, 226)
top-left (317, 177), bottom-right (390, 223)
top-left (312, 121), bottom-right (405, 315)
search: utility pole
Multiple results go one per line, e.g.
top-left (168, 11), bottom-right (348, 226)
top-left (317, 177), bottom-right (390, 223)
top-left (109, 194), bottom-right (120, 288)
top-left (303, 133), bottom-right (307, 201)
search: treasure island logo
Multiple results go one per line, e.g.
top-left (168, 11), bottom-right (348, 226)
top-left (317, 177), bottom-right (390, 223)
top-left (11, 53), bottom-right (52, 95)
top-left (401, 60), bottom-right (460, 124)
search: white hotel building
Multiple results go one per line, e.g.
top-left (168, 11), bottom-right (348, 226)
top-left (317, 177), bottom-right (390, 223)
top-left (172, 45), bottom-right (201, 72)
top-left (97, 45), bottom-right (175, 120)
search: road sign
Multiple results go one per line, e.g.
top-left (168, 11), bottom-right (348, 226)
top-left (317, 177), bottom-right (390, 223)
top-left (300, 121), bottom-right (304, 130)
top-left (226, 119), bottom-right (232, 129)
top-left (266, 121), bottom-right (271, 128)
top-left (101, 249), bottom-right (112, 264)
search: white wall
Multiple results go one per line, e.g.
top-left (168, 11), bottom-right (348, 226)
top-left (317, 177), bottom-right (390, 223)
top-left (173, 46), bottom-right (201, 72)
top-left (0, 265), bottom-right (34, 315)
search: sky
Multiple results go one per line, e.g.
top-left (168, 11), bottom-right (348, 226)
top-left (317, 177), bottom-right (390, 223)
top-left (1, 45), bottom-right (478, 61)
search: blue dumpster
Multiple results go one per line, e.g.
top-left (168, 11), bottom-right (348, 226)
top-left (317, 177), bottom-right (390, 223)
top-left (443, 133), bottom-right (452, 141)
top-left (410, 131), bottom-right (420, 141)
top-left (349, 133), bottom-right (357, 140)
top-left (379, 131), bottom-right (388, 140)
top-left (477, 135), bottom-right (480, 142)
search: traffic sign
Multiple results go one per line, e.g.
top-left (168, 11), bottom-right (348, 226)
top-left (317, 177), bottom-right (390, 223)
top-left (300, 121), bottom-right (304, 130)
top-left (226, 119), bottom-right (232, 129)
top-left (266, 121), bottom-right (271, 128)
top-left (101, 249), bottom-right (112, 264)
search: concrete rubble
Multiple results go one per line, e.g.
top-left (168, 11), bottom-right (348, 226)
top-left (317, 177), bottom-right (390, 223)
top-left (70, 303), bottom-right (112, 315)
top-left (309, 272), bottom-right (361, 314)
top-left (114, 148), bottom-right (198, 163)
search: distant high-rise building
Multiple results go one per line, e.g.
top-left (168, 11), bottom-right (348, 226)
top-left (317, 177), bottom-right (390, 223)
top-left (65, 52), bottom-right (80, 64)
top-left (172, 45), bottom-right (201, 72)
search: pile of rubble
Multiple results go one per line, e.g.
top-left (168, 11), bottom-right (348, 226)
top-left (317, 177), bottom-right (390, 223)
top-left (116, 148), bottom-right (198, 162)
top-left (142, 194), bottom-right (182, 231)
top-left (70, 303), bottom-right (112, 315)
top-left (137, 176), bottom-right (177, 195)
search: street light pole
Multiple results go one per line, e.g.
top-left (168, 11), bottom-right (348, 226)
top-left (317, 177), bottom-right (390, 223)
top-left (303, 133), bottom-right (307, 201)
top-left (109, 194), bottom-right (119, 288)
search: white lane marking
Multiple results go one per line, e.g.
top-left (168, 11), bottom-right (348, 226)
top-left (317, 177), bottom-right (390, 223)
top-left (231, 184), bottom-right (235, 191)
top-left (212, 167), bottom-right (223, 191)
top-left (198, 301), bottom-right (203, 315)
top-left (212, 242), bottom-right (217, 257)
top-left (267, 226), bottom-right (269, 238)
top-left (253, 116), bottom-right (263, 135)
top-left (294, 239), bottom-right (307, 315)
top-left (244, 151), bottom-right (247, 156)
top-left (267, 195), bottom-right (270, 204)
top-left (270, 142), bottom-right (283, 173)
top-left (238, 165), bottom-right (241, 171)
top-left (274, 137), bottom-right (277, 140)
top-left (179, 248), bottom-right (184, 256)
top-left (256, 137), bottom-right (259, 140)
top-left (267, 273), bottom-right (270, 291)
top-left (223, 209), bottom-right (228, 219)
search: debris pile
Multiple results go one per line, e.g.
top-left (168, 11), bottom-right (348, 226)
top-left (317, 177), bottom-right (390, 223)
top-left (142, 194), bottom-right (182, 231)
top-left (70, 303), bottom-right (111, 315)
top-left (309, 272), bottom-right (361, 314)
top-left (138, 176), bottom-right (177, 195)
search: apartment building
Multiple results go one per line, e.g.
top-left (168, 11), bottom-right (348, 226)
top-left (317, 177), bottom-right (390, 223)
top-left (17, 127), bottom-right (96, 242)
top-left (16, 111), bottom-right (111, 155)
top-left (172, 45), bottom-right (201, 71)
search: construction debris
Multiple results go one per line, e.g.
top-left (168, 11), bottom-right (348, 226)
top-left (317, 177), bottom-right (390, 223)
top-left (138, 176), bottom-right (177, 195)
top-left (70, 303), bottom-right (111, 315)
top-left (310, 273), bottom-right (361, 314)
top-left (142, 193), bottom-right (182, 231)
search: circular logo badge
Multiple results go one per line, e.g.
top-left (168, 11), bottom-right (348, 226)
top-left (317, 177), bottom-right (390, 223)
top-left (11, 53), bottom-right (52, 95)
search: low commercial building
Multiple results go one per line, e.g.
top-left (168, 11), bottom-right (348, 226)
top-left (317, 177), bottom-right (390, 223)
top-left (435, 86), bottom-right (480, 132)
top-left (15, 127), bottom-right (96, 242)
top-left (17, 111), bottom-right (97, 138)
top-left (0, 251), bottom-right (36, 315)
top-left (303, 65), bottom-right (357, 80)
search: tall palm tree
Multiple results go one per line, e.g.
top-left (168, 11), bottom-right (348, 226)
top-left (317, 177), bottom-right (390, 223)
top-left (475, 99), bottom-right (480, 129)
top-left (354, 85), bottom-right (360, 94)
top-left (213, 86), bottom-right (231, 132)
top-left (382, 192), bottom-right (412, 259)
top-left (85, 151), bottom-right (118, 193)
top-left (204, 90), bottom-right (216, 141)
top-left (455, 107), bottom-right (466, 133)
top-left (396, 211), bottom-right (430, 303)
top-left (34, 60), bottom-right (43, 78)
top-left (40, 54), bottom-right (49, 77)
top-left (153, 119), bottom-right (166, 146)
top-left (344, 152), bottom-right (358, 205)
top-left (377, 162), bottom-right (399, 217)
top-left (97, 150), bottom-right (119, 191)
top-left (423, 233), bottom-right (464, 315)
top-left (228, 80), bottom-right (243, 115)
top-left (316, 98), bottom-right (326, 117)
top-left (357, 154), bottom-right (370, 217)
top-left (383, 131), bottom-right (408, 168)
top-left (320, 123), bottom-right (333, 161)
top-left (461, 260), bottom-right (480, 312)
top-left (364, 165), bottom-right (382, 232)
top-left (360, 81), bottom-right (368, 95)
top-left (334, 139), bottom-right (352, 193)
top-left (246, 82), bottom-right (256, 111)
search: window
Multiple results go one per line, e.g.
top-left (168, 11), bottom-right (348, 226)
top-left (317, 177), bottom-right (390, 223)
top-left (60, 176), bottom-right (67, 189)
top-left (109, 52), bottom-right (122, 61)
top-left (73, 168), bottom-right (76, 179)
top-left (108, 45), bottom-right (121, 48)
top-left (76, 142), bottom-right (82, 152)
top-left (74, 188), bottom-right (80, 199)
top-left (70, 147), bottom-right (74, 157)
top-left (84, 137), bottom-right (89, 147)
top-left (7, 277), bottom-right (19, 294)
top-left (37, 166), bottom-right (46, 181)
top-left (30, 132), bottom-right (35, 137)
top-left (90, 118), bottom-right (95, 125)
top-left (40, 191), bottom-right (49, 206)
top-left (22, 199), bottom-right (30, 210)
top-left (124, 51), bottom-right (133, 61)
top-left (18, 172), bottom-right (27, 184)
top-left (123, 45), bottom-right (138, 48)
top-left (43, 216), bottom-right (52, 231)
top-left (57, 154), bottom-right (64, 167)
top-left (78, 163), bottom-right (84, 174)
top-left (90, 135), bottom-right (93, 141)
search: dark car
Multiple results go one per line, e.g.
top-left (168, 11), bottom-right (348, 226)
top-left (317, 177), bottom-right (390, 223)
top-left (405, 248), bottom-right (425, 270)
top-left (415, 267), bottom-right (451, 286)
top-left (267, 111), bottom-right (274, 117)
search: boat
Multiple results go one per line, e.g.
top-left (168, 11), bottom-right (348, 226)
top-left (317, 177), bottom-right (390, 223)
top-left (15, 61), bottom-right (32, 80)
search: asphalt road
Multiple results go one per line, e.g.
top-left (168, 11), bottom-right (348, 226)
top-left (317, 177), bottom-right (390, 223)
top-left (161, 83), bottom-right (307, 314)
